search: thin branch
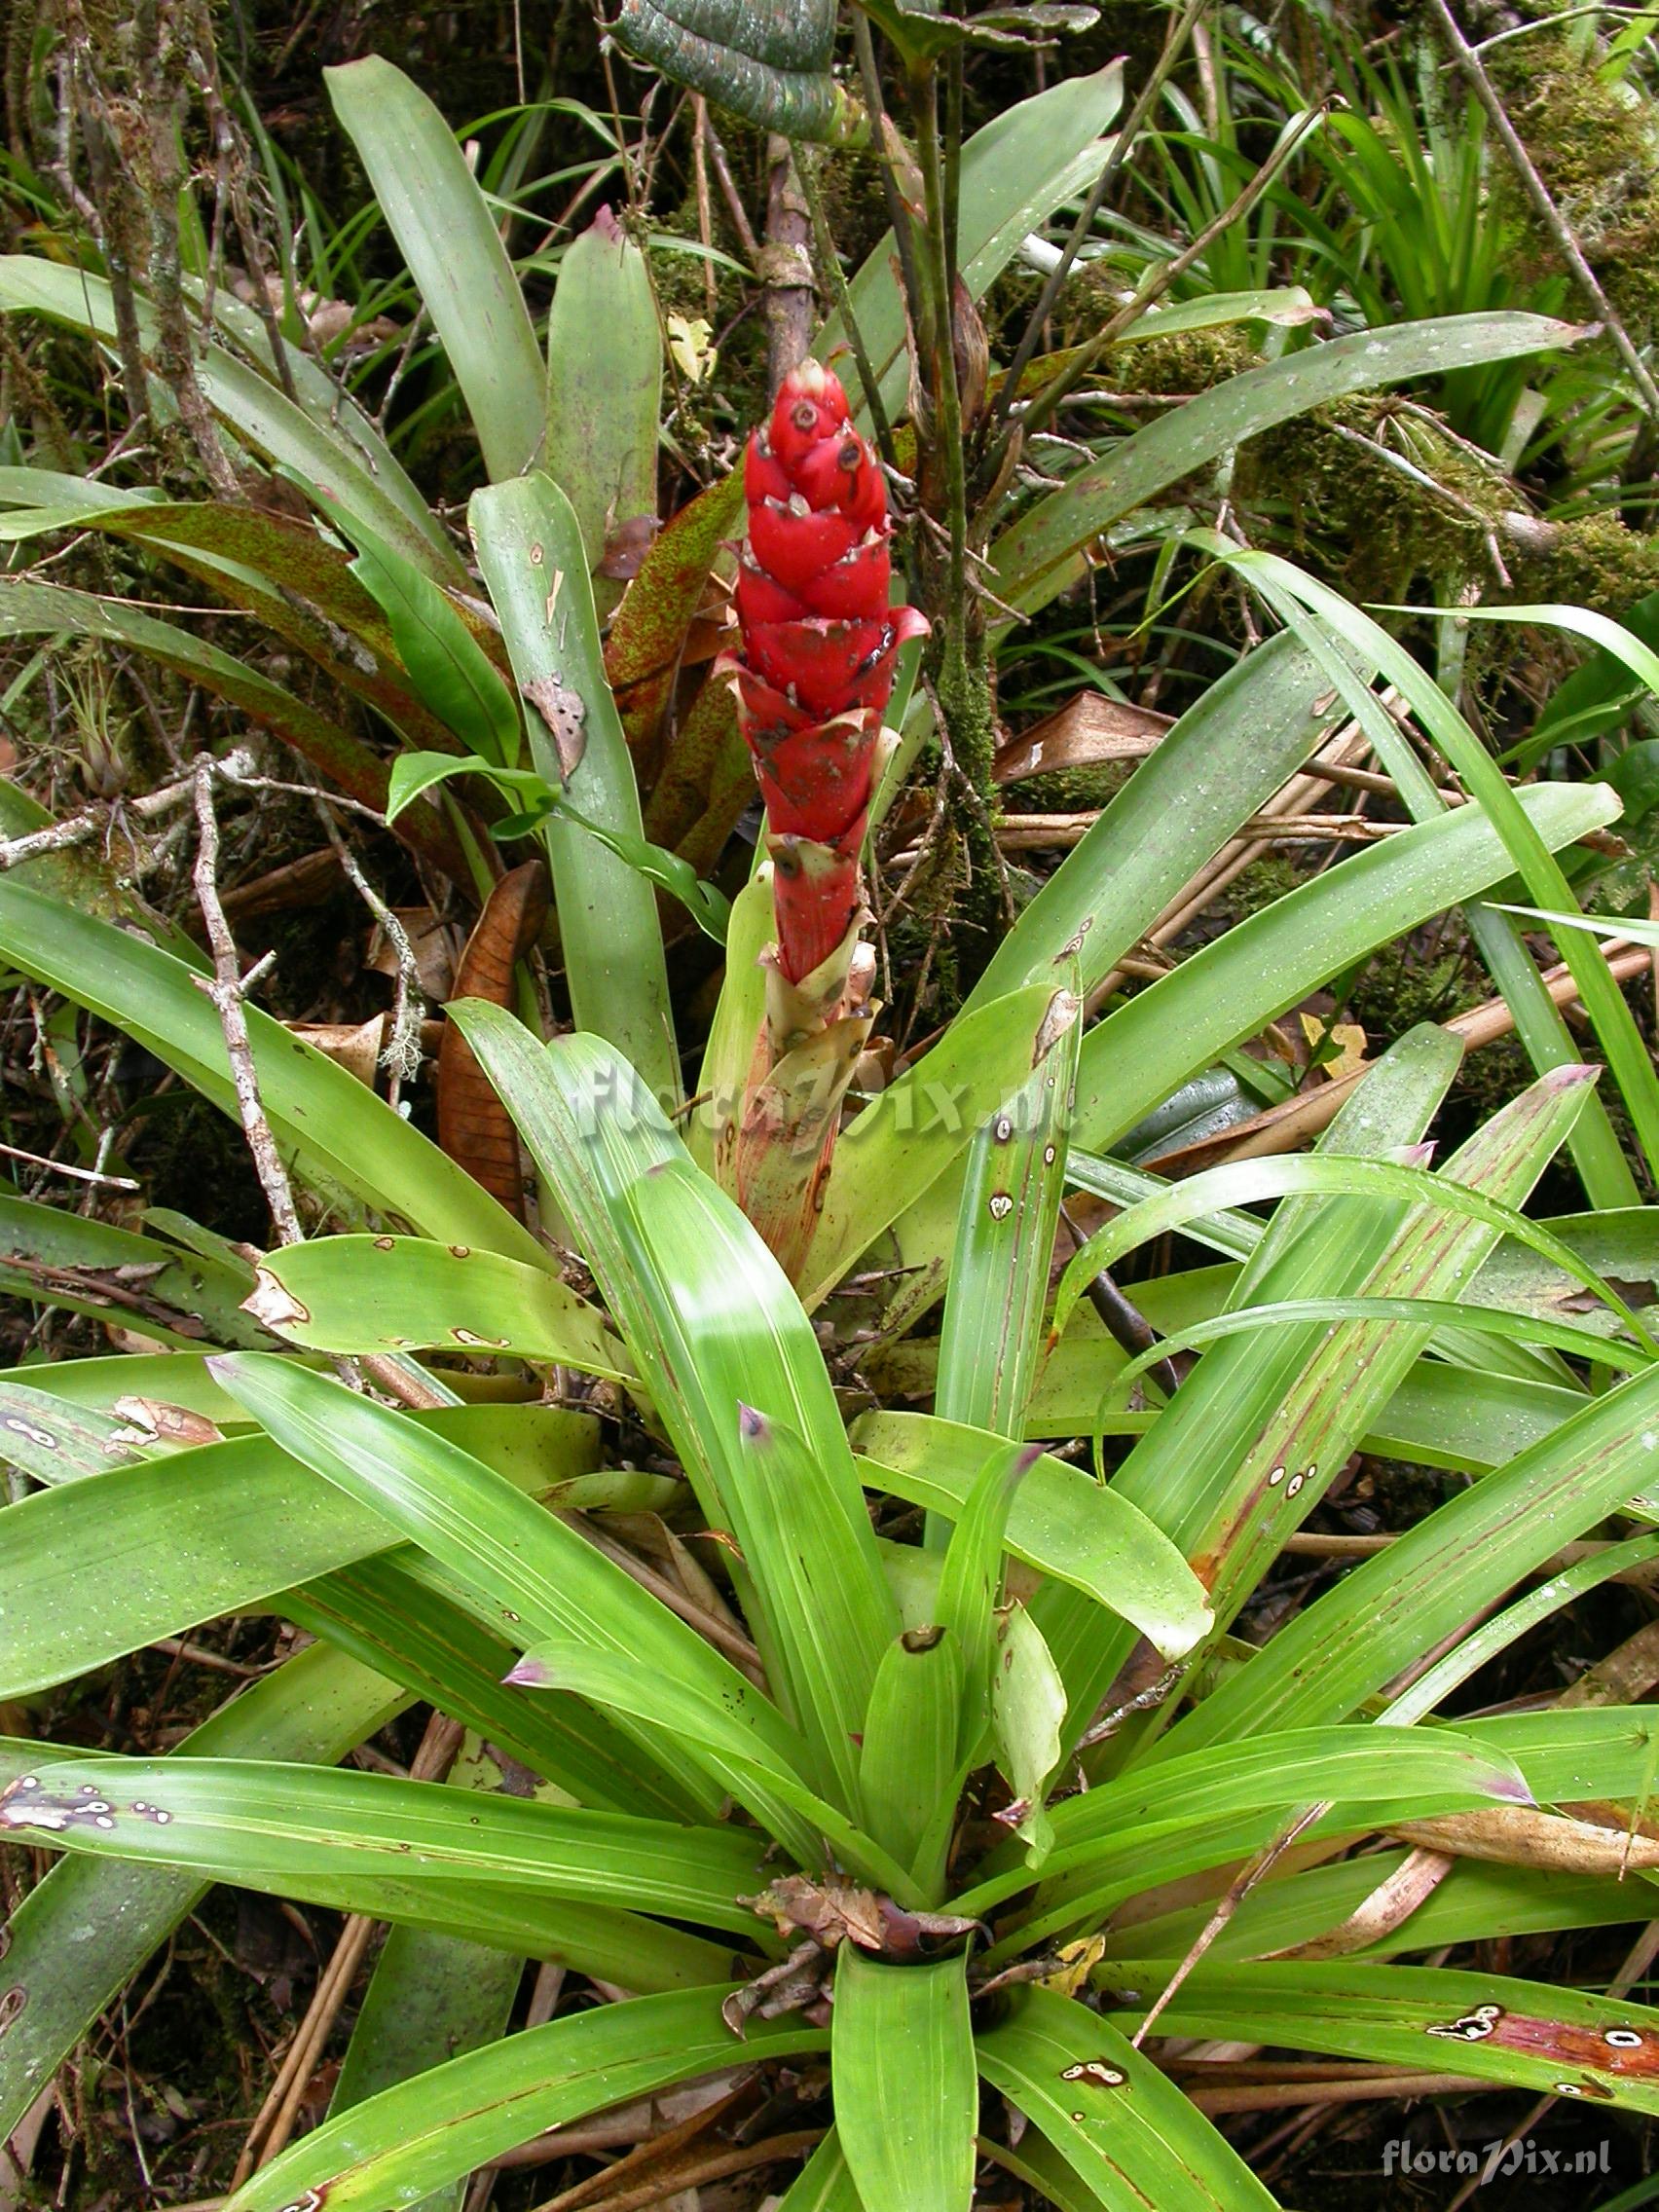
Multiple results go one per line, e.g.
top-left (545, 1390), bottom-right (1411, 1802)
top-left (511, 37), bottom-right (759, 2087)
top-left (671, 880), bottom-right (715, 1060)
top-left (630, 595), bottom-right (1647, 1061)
top-left (991, 0), bottom-right (1211, 431)
top-left (997, 100), bottom-right (1330, 471)
top-left (190, 756), bottom-right (303, 1247)
top-left (0, 1140), bottom-right (138, 1191)
top-left (0, 745), bottom-right (258, 871)
top-left (309, 790), bottom-right (424, 1105)
top-left (1425, 0), bottom-right (1659, 419)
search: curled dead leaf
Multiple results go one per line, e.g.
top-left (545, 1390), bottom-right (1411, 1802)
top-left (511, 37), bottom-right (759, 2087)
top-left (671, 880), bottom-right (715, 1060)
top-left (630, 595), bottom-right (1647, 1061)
top-left (437, 862), bottom-right (551, 1222)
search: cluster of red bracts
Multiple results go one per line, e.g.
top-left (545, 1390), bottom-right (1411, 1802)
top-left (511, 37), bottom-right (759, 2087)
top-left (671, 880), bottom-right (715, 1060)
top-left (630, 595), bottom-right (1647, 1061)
top-left (722, 360), bottom-right (927, 990)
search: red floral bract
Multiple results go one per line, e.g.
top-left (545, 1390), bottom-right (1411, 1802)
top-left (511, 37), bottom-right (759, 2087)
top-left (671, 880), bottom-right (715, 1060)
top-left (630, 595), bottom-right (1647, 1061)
top-left (722, 361), bottom-right (927, 987)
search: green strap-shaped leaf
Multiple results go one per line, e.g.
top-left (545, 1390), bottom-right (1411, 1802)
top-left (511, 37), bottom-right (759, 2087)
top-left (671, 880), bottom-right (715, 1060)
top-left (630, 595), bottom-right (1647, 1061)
top-left (284, 1549), bottom-right (692, 1818)
top-left (0, 579), bottom-right (457, 862)
top-left (1070, 779), bottom-right (1619, 1157)
top-left (1047, 1060), bottom-right (1612, 1741)
top-left (248, 1234), bottom-right (628, 1376)
top-left (325, 57), bottom-right (546, 483)
top-left (991, 313), bottom-right (1586, 617)
top-left (800, 983), bottom-right (1063, 1311)
top-left (833, 1949), bottom-right (977, 2212)
top-left (0, 1754), bottom-right (766, 1929)
top-left (613, 1159), bottom-right (900, 1809)
top-left (0, 1641), bottom-right (404, 2145)
top-left (1163, 1361), bottom-right (1659, 1755)
top-left (225, 1992), bottom-right (826, 2212)
top-left (470, 474), bottom-right (682, 1105)
top-left (936, 990), bottom-right (1079, 1440)
top-left (1098, 1962), bottom-right (1659, 2117)
top-left (977, 1985), bottom-right (1279, 2211)
top-left (0, 1193), bottom-right (268, 1348)
top-left (329, 1922), bottom-right (522, 2212)
top-left (0, 1399), bottom-right (602, 1697)
top-left (208, 1353), bottom-right (817, 1832)
top-left (330, 504), bottom-right (523, 767)
top-left (851, 1411), bottom-right (1211, 1660)
top-left (773, 2130), bottom-right (865, 2208)
top-left (545, 210), bottom-right (662, 606)
top-left (0, 256), bottom-right (459, 579)
top-left (961, 632), bottom-right (1338, 1017)
top-left (955, 1723), bottom-right (1531, 1933)
top-left (858, 1626), bottom-right (967, 1897)
top-left (935, 1439), bottom-right (1042, 1717)
top-left (507, 1641), bottom-right (916, 1897)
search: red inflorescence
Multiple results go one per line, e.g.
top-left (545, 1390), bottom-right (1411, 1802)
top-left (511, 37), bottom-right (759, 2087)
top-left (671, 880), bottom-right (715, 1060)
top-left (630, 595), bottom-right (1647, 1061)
top-left (723, 360), bottom-right (927, 987)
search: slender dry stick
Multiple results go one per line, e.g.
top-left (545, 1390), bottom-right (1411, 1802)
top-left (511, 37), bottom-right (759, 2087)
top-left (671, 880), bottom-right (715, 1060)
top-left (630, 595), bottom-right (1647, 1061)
top-left (690, 98), bottom-right (719, 318)
top-left (1006, 100), bottom-right (1331, 464)
top-left (0, 1139), bottom-right (138, 1190)
top-left (1131, 1802), bottom-right (1328, 2047)
top-left (191, 756), bottom-right (303, 1247)
top-left (0, 744), bottom-right (258, 870)
top-left (309, 790), bottom-right (424, 1105)
top-left (991, 0), bottom-right (1211, 431)
top-left (1424, 0), bottom-right (1659, 419)
top-left (698, 109), bottom-right (761, 264)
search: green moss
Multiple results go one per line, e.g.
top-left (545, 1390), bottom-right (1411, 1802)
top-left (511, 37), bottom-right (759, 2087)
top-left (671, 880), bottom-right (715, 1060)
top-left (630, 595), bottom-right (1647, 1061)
top-left (1101, 321), bottom-right (1258, 397)
top-left (1491, 25), bottom-right (1659, 338)
top-left (1509, 508), bottom-right (1659, 618)
top-left (1005, 759), bottom-right (1134, 814)
top-left (1220, 855), bottom-right (1302, 922)
top-left (1242, 393), bottom-right (1510, 598)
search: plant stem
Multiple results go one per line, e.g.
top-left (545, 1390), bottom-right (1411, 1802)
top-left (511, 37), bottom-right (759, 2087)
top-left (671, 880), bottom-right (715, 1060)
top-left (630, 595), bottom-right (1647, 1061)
top-left (799, 150), bottom-right (898, 468)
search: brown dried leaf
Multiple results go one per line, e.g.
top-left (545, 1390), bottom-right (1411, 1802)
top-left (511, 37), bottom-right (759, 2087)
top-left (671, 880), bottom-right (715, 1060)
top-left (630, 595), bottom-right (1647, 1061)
top-left (522, 675), bottom-right (588, 781)
top-left (1388, 1807), bottom-right (1659, 1876)
top-left (1266, 1847), bottom-right (1454, 1960)
top-left (742, 1874), bottom-right (888, 1952)
top-left (285, 1016), bottom-right (387, 1088)
top-left (993, 691), bottom-right (1172, 788)
top-left (437, 862), bottom-right (550, 1222)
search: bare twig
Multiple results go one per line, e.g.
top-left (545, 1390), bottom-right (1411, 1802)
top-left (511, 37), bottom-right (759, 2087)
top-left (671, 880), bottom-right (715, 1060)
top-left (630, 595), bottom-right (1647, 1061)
top-left (0, 1139), bottom-right (137, 1190)
top-left (1131, 1803), bottom-right (1328, 2047)
top-left (190, 756), bottom-right (303, 1247)
top-left (1425, 0), bottom-right (1659, 419)
top-left (0, 745), bottom-right (257, 871)
top-left (697, 109), bottom-right (760, 264)
top-left (991, 0), bottom-right (1211, 430)
top-left (309, 792), bottom-right (424, 1106)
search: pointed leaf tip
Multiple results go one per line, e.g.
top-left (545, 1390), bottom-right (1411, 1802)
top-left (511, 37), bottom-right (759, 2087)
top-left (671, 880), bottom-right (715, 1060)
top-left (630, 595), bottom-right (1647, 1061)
top-left (737, 1403), bottom-right (770, 1444)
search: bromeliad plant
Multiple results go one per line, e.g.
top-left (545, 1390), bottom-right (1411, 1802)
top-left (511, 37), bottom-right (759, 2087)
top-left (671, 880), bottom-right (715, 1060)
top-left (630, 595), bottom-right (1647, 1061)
top-left (8, 17), bottom-right (1659, 2209)
top-left (4, 624), bottom-right (1659, 2207)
